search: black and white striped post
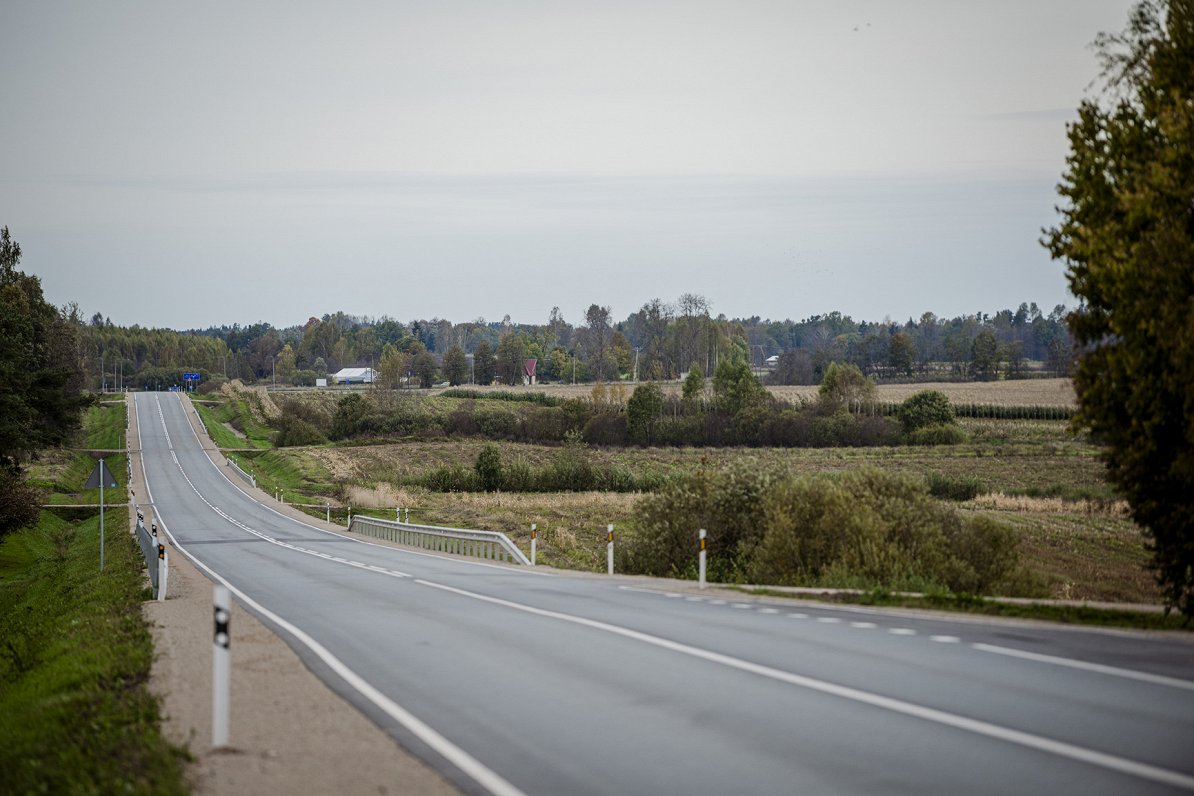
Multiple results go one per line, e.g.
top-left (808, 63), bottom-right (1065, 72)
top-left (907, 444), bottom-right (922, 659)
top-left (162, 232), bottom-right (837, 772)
top-left (698, 529), bottom-right (707, 589)
top-left (606, 524), bottom-right (614, 575)
top-left (530, 524), bottom-right (537, 566)
top-left (212, 585), bottom-right (231, 748)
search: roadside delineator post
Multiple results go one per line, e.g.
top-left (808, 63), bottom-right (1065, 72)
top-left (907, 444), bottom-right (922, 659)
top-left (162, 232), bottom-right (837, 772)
top-left (698, 529), bottom-right (707, 589)
top-left (347, 506), bottom-right (352, 528)
top-left (326, 505), bottom-right (331, 523)
top-left (607, 524), bottom-right (614, 575)
top-left (531, 524), bottom-right (537, 566)
top-left (404, 507), bottom-right (409, 524)
top-left (213, 585), bottom-right (231, 748)
top-left (157, 541), bottom-right (168, 602)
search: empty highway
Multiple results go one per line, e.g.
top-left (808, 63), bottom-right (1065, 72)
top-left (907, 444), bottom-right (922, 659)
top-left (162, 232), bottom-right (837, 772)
top-left (134, 391), bottom-right (1194, 795)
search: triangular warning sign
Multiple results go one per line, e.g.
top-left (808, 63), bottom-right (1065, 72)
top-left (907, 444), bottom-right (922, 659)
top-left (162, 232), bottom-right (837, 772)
top-left (84, 460), bottom-right (119, 490)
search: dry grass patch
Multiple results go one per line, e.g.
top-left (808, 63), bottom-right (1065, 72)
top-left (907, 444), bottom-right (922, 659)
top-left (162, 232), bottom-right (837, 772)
top-left (972, 493), bottom-right (1129, 517)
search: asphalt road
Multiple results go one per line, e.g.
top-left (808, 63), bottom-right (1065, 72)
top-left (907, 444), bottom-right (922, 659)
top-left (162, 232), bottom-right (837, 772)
top-left (134, 392), bottom-right (1194, 796)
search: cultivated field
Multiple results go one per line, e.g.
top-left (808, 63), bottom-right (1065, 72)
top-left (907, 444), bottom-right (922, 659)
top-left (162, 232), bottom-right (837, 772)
top-left (437, 377), bottom-right (1078, 407)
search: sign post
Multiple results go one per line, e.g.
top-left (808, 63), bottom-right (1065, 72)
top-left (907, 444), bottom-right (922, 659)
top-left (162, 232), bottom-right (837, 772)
top-left (84, 458), bottom-right (118, 572)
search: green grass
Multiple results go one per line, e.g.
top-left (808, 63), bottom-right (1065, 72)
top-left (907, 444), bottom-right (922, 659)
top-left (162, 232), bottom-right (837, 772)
top-left (231, 449), bottom-right (337, 499)
top-left (82, 401), bottom-right (128, 449)
top-left (194, 398), bottom-right (274, 449)
top-left (36, 452), bottom-right (129, 505)
top-left (0, 510), bottom-right (190, 793)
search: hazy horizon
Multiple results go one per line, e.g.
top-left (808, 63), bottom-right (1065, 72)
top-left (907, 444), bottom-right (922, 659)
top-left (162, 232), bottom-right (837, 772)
top-left (1, 1), bottom-right (1136, 329)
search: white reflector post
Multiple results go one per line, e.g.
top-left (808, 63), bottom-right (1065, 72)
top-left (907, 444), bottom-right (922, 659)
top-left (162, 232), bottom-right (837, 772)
top-left (699, 529), bottom-right (707, 590)
top-left (607, 524), bottom-right (614, 576)
top-left (531, 524), bottom-right (537, 566)
top-left (213, 584), bottom-right (231, 748)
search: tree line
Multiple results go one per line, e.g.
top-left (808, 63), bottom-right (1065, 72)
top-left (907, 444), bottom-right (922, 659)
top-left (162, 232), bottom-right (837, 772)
top-left (75, 295), bottom-right (1072, 391)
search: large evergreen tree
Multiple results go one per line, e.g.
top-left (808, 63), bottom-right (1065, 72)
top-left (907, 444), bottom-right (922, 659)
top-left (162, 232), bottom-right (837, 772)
top-left (1044, 0), bottom-right (1194, 617)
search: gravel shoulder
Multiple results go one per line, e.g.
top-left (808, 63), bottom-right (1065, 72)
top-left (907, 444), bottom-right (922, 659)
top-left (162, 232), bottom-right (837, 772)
top-left (131, 394), bottom-right (459, 796)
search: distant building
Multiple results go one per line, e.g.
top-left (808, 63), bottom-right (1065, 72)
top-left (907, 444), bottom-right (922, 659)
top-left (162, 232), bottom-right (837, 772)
top-left (764, 355), bottom-right (780, 370)
top-left (332, 367), bottom-right (377, 384)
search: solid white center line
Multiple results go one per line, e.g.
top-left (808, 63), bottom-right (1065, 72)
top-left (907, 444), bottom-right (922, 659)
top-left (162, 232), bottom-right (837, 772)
top-left (973, 643), bottom-right (1194, 691)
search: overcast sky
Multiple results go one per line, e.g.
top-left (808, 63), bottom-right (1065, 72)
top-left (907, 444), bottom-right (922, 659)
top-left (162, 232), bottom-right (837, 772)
top-left (1, 1), bottom-right (1135, 330)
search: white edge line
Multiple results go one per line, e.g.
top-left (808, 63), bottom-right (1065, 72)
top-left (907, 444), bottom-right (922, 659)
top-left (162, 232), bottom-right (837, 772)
top-left (176, 394), bottom-right (552, 577)
top-left (973, 643), bottom-right (1194, 692)
top-left (416, 578), bottom-right (1194, 792)
top-left (138, 395), bottom-right (528, 796)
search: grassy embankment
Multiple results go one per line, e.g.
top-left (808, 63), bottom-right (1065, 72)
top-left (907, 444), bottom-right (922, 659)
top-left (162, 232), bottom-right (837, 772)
top-left (193, 396), bottom-right (274, 449)
top-left (0, 398), bottom-right (189, 794)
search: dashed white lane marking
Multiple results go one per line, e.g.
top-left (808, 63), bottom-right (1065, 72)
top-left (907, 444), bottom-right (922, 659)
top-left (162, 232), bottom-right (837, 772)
top-left (710, 600), bottom-right (727, 605)
top-left (851, 622), bottom-right (878, 629)
top-left (758, 608), bottom-right (779, 615)
top-left (889, 628), bottom-right (917, 636)
top-left (685, 596), bottom-right (704, 602)
top-left (931, 635), bottom-right (961, 644)
top-left (731, 603), bottom-right (753, 610)
top-left (816, 617), bottom-right (842, 624)
top-left (154, 401), bottom-right (411, 582)
top-left (787, 613), bottom-right (809, 619)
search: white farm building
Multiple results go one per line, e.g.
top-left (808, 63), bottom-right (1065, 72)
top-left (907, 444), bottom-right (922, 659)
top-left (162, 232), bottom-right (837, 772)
top-left (332, 367), bottom-right (377, 385)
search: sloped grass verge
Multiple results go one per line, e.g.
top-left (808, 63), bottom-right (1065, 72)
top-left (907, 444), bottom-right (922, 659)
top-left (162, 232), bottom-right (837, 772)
top-left (0, 510), bottom-right (190, 794)
top-left (194, 398), bottom-right (273, 449)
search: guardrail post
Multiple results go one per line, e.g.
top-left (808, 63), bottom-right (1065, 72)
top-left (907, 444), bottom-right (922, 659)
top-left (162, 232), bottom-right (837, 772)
top-left (699, 529), bottom-right (707, 589)
top-left (607, 524), bottom-right (614, 575)
top-left (531, 524), bottom-right (537, 566)
top-left (213, 585), bottom-right (231, 748)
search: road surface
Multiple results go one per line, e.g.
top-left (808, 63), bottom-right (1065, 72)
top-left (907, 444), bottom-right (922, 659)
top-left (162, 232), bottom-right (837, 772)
top-left (134, 392), bottom-right (1194, 796)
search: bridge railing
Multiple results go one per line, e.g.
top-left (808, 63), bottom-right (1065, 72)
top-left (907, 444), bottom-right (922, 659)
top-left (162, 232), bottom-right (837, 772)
top-left (349, 515), bottom-right (531, 566)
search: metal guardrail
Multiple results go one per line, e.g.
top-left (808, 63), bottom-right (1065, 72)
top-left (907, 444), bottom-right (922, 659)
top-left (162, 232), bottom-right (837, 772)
top-left (349, 515), bottom-right (531, 565)
top-left (226, 458), bottom-right (256, 488)
top-left (134, 514), bottom-right (168, 601)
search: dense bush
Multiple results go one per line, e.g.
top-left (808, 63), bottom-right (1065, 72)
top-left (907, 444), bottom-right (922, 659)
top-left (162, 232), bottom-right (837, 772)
top-left (629, 466), bottom-right (1023, 594)
top-left (582, 413), bottom-right (628, 446)
top-left (273, 414), bottom-right (328, 447)
top-left (905, 423), bottom-right (968, 446)
top-left (629, 459), bottom-right (779, 581)
top-left (475, 444), bottom-right (504, 491)
top-left (927, 472), bottom-right (984, 501)
top-left (898, 390), bottom-right (955, 432)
